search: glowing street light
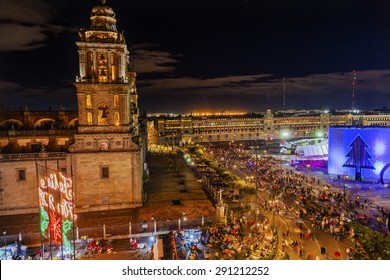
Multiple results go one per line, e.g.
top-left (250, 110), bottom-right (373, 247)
top-left (151, 217), bottom-right (157, 236)
top-left (305, 164), bottom-right (310, 181)
top-left (316, 131), bottom-right (324, 138)
top-left (281, 131), bottom-right (290, 138)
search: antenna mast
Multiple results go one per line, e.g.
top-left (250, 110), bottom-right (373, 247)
top-left (352, 70), bottom-right (357, 110)
top-left (267, 90), bottom-right (270, 108)
top-left (283, 77), bottom-right (286, 110)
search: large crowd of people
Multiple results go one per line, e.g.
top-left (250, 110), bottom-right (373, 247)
top-left (173, 216), bottom-right (277, 260)
top-left (200, 143), bottom-right (390, 259)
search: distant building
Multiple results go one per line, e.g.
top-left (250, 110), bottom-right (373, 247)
top-left (0, 2), bottom-right (146, 215)
top-left (147, 109), bottom-right (346, 146)
top-left (148, 110), bottom-right (390, 148)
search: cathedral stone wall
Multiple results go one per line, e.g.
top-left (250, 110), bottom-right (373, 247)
top-left (0, 160), bottom-right (38, 214)
top-left (72, 151), bottom-right (142, 212)
top-left (0, 158), bottom-right (68, 215)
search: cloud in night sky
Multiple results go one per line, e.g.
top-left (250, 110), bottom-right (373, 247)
top-left (0, 79), bottom-right (74, 110)
top-left (131, 44), bottom-right (180, 73)
top-left (0, 80), bottom-right (22, 91)
top-left (137, 69), bottom-right (390, 112)
top-left (139, 70), bottom-right (390, 96)
top-left (138, 74), bottom-right (272, 91)
top-left (0, 0), bottom-right (65, 51)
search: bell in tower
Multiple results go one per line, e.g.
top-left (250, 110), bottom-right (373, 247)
top-left (98, 104), bottom-right (109, 125)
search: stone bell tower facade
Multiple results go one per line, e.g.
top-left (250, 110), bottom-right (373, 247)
top-left (70, 1), bottom-right (143, 212)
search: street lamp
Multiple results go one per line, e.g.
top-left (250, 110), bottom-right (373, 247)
top-left (343, 175), bottom-right (349, 208)
top-left (305, 164), bottom-right (310, 181)
top-left (272, 200), bottom-right (275, 231)
top-left (255, 140), bottom-right (259, 223)
top-left (179, 212), bottom-right (186, 231)
top-left (97, 225), bottom-right (103, 242)
top-left (3, 231), bottom-right (6, 260)
top-left (151, 218), bottom-right (157, 236)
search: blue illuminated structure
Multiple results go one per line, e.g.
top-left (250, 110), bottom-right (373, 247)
top-left (328, 127), bottom-right (390, 183)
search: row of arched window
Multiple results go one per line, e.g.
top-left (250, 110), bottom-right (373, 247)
top-left (188, 125), bottom-right (323, 135)
top-left (86, 94), bottom-right (120, 109)
top-left (370, 123), bottom-right (389, 126)
top-left (365, 117), bottom-right (390, 121)
top-left (194, 127), bottom-right (263, 134)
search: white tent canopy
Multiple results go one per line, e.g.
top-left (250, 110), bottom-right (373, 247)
top-left (296, 142), bottom-right (328, 158)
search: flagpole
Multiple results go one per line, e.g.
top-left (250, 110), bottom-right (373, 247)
top-left (57, 159), bottom-right (64, 260)
top-left (35, 159), bottom-right (44, 260)
top-left (71, 155), bottom-right (76, 260)
top-left (45, 159), bottom-right (53, 260)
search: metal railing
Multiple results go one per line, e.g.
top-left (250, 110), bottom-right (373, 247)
top-left (6, 217), bottom-right (217, 248)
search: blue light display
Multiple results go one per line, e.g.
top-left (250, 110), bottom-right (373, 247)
top-left (328, 127), bottom-right (390, 182)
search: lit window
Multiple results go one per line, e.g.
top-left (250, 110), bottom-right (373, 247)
top-left (111, 53), bottom-right (117, 81)
top-left (87, 112), bottom-right (93, 125)
top-left (86, 95), bottom-right (92, 109)
top-left (114, 95), bottom-right (119, 108)
top-left (114, 112), bottom-right (120, 126)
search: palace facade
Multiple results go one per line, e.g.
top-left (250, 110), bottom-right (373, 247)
top-left (148, 110), bottom-right (390, 147)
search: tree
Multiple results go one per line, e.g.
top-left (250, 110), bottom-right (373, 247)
top-left (343, 135), bottom-right (375, 181)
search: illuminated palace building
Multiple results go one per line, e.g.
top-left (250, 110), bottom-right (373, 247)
top-left (0, 2), bottom-right (146, 217)
top-left (148, 109), bottom-right (390, 147)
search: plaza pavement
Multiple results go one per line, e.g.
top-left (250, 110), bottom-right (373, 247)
top-left (138, 152), bottom-right (216, 222)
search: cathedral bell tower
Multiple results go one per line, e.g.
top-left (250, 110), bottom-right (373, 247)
top-left (74, 0), bottom-right (139, 136)
top-left (70, 0), bottom-right (143, 212)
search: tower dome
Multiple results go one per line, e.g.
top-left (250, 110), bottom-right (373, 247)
top-left (90, 0), bottom-right (117, 32)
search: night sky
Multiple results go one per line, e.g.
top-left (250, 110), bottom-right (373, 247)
top-left (1, 0), bottom-right (390, 113)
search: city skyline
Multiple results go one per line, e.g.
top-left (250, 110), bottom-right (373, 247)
top-left (1, 0), bottom-right (390, 113)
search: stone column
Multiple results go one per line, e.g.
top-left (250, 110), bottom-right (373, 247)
top-left (93, 51), bottom-right (97, 80)
top-left (107, 51), bottom-right (112, 82)
top-left (117, 52), bottom-right (123, 80)
top-left (122, 53), bottom-right (127, 80)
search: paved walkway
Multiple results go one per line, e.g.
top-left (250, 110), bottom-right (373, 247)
top-left (140, 152), bottom-right (216, 222)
